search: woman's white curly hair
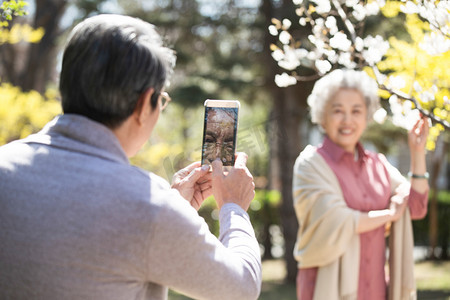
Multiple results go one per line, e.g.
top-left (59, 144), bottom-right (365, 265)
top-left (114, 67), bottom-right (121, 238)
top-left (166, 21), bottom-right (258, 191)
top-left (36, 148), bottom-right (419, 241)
top-left (307, 69), bottom-right (380, 130)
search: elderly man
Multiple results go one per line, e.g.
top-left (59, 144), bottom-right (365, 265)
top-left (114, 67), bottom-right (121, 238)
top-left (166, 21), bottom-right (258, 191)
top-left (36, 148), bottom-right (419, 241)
top-left (0, 14), bottom-right (261, 300)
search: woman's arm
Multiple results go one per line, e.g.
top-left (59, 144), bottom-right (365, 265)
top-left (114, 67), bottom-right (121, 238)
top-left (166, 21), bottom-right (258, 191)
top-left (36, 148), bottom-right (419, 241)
top-left (357, 117), bottom-right (430, 233)
top-left (356, 193), bottom-right (408, 234)
top-left (407, 117), bottom-right (430, 194)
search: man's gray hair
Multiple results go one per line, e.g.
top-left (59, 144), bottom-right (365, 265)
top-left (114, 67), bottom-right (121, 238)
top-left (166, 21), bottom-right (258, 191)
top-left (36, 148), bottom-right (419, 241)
top-left (307, 69), bottom-right (380, 129)
top-left (60, 14), bottom-right (176, 128)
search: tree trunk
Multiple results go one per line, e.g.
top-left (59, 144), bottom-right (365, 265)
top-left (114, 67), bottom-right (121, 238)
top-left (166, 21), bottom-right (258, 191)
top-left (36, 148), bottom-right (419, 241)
top-left (0, 0), bottom-right (68, 92)
top-left (427, 135), bottom-right (445, 259)
top-left (19, 0), bottom-right (68, 93)
top-left (273, 86), bottom-right (302, 283)
top-left (260, 0), bottom-right (314, 283)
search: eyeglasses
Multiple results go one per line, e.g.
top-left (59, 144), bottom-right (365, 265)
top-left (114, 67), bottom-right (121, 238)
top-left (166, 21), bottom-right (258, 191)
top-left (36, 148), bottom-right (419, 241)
top-left (160, 91), bottom-right (171, 111)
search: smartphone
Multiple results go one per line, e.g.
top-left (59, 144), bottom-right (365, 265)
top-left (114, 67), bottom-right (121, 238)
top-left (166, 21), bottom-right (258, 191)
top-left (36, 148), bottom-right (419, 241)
top-left (201, 100), bottom-right (240, 170)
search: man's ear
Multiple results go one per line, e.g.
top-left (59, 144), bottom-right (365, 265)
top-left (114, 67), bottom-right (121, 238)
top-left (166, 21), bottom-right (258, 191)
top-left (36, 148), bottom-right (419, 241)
top-left (134, 88), bottom-right (155, 125)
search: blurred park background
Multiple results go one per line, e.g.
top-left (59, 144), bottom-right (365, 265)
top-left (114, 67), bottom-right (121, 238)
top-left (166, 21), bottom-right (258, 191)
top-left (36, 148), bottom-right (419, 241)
top-left (1, 0), bottom-right (449, 299)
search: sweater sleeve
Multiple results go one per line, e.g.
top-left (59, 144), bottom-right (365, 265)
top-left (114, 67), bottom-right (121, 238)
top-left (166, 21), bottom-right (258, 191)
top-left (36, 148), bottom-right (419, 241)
top-left (146, 193), bottom-right (261, 300)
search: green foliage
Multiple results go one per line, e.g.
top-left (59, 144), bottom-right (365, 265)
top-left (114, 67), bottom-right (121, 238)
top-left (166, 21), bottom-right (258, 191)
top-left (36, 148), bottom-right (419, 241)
top-left (0, 0), bottom-right (28, 26)
top-left (0, 83), bottom-right (61, 145)
top-left (194, 189), bottom-right (281, 257)
top-left (362, 120), bottom-right (407, 155)
top-left (118, 0), bottom-right (269, 108)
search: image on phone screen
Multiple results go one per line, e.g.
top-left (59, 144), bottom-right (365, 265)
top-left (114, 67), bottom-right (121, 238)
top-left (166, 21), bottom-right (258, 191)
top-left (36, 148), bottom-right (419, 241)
top-left (201, 104), bottom-right (239, 167)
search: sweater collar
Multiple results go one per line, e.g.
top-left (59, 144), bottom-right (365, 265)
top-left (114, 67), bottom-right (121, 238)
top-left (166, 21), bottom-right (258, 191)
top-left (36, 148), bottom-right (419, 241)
top-left (25, 114), bottom-right (129, 165)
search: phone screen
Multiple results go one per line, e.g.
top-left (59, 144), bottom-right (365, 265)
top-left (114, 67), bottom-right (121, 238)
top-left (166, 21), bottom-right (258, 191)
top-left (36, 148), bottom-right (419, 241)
top-left (201, 103), bottom-right (239, 167)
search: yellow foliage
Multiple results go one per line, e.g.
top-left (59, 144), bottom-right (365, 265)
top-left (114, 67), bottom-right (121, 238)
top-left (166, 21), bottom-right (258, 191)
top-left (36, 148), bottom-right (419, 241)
top-left (130, 142), bottom-right (186, 180)
top-left (381, 0), bottom-right (402, 18)
top-left (0, 23), bottom-right (44, 44)
top-left (377, 11), bottom-right (450, 151)
top-left (0, 83), bottom-right (61, 145)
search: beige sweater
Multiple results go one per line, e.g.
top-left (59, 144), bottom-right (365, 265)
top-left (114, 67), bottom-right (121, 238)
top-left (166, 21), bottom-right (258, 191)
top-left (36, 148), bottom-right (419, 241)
top-left (293, 145), bottom-right (416, 300)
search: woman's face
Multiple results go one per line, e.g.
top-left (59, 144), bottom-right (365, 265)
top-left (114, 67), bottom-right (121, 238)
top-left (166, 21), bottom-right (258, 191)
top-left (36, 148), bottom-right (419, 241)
top-left (321, 88), bottom-right (367, 153)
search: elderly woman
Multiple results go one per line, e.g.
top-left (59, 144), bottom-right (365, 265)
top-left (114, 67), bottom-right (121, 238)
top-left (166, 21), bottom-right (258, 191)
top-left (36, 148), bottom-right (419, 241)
top-left (293, 69), bottom-right (429, 300)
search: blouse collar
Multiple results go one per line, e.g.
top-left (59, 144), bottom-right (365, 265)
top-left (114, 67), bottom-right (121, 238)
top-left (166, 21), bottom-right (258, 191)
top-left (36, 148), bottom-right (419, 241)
top-left (320, 136), bottom-right (368, 163)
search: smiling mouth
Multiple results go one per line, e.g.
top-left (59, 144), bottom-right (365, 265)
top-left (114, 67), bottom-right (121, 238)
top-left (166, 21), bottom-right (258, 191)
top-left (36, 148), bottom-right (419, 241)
top-left (339, 129), bottom-right (353, 135)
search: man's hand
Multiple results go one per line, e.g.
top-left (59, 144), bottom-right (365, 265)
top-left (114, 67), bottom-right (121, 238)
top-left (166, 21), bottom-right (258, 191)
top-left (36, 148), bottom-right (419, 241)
top-left (211, 152), bottom-right (255, 211)
top-left (171, 162), bottom-right (212, 210)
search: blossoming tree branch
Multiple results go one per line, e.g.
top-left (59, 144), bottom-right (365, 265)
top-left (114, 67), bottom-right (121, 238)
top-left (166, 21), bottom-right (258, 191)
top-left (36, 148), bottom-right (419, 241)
top-left (269, 0), bottom-right (449, 150)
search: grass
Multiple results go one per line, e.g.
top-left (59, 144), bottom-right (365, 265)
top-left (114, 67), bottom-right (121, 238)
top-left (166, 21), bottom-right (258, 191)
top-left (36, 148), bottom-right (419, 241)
top-left (415, 260), bottom-right (450, 300)
top-left (169, 259), bottom-right (450, 300)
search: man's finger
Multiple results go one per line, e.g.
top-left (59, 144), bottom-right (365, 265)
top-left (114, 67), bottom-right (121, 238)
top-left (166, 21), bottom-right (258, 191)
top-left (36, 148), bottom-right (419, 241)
top-left (183, 164), bottom-right (209, 183)
top-left (211, 159), bottom-right (224, 178)
top-left (183, 161), bottom-right (202, 173)
top-left (201, 186), bottom-right (213, 199)
top-left (234, 152), bottom-right (248, 168)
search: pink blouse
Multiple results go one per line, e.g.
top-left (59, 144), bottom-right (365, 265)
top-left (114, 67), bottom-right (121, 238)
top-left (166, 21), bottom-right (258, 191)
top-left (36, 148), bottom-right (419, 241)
top-left (297, 137), bottom-right (428, 300)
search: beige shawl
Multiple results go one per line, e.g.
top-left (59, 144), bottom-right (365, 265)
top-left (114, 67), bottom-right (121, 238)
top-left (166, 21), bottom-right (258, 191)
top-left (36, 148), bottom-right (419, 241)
top-left (292, 145), bottom-right (416, 300)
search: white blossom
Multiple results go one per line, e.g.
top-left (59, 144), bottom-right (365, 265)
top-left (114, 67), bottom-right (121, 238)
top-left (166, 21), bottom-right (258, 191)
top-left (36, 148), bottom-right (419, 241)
top-left (431, 85), bottom-right (438, 94)
top-left (373, 67), bottom-right (387, 85)
top-left (387, 75), bottom-right (406, 90)
top-left (299, 17), bottom-right (307, 26)
top-left (338, 52), bottom-right (356, 69)
top-left (278, 46), bottom-right (301, 70)
top-left (402, 102), bottom-right (421, 130)
top-left (279, 31), bottom-right (292, 45)
top-left (365, 2), bottom-right (380, 16)
top-left (325, 16), bottom-right (338, 35)
top-left (275, 72), bottom-right (297, 87)
top-left (419, 91), bottom-right (435, 103)
top-left (400, 1), bottom-right (419, 14)
top-left (444, 96), bottom-right (450, 106)
top-left (315, 59), bottom-right (332, 74)
top-left (389, 95), bottom-right (402, 115)
top-left (352, 4), bottom-right (366, 21)
top-left (323, 49), bottom-right (338, 63)
top-left (375, 0), bottom-right (385, 7)
top-left (413, 81), bottom-right (422, 92)
top-left (419, 85), bottom-right (437, 103)
top-left (330, 32), bottom-right (352, 51)
top-left (435, 2), bottom-right (450, 28)
top-left (268, 25), bottom-right (278, 36)
top-left (362, 35), bottom-right (389, 65)
top-left (315, 17), bottom-right (325, 27)
top-left (308, 34), bottom-right (326, 49)
top-left (282, 19), bottom-right (292, 29)
top-left (345, 0), bottom-right (358, 8)
top-left (355, 37), bottom-right (364, 52)
top-left (312, 0), bottom-right (331, 14)
top-left (295, 48), bottom-right (309, 59)
top-left (373, 108), bottom-right (387, 124)
top-left (390, 96), bottom-right (420, 130)
top-left (307, 50), bottom-right (319, 61)
top-left (271, 49), bottom-right (284, 61)
top-left (293, 0), bottom-right (303, 5)
top-left (420, 32), bottom-right (450, 55)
